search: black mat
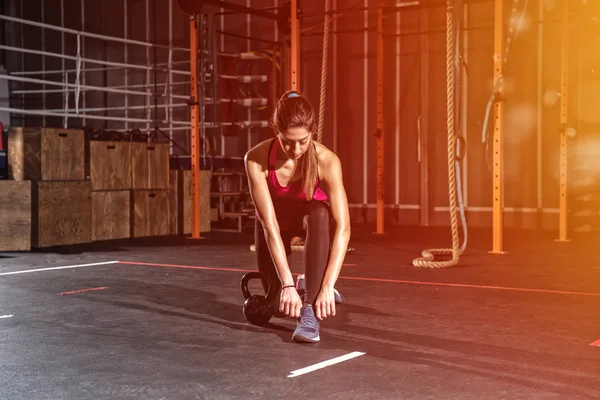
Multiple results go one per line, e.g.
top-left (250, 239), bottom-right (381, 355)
top-left (1, 226), bottom-right (599, 399)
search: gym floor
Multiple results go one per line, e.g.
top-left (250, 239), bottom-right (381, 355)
top-left (1, 226), bottom-right (599, 399)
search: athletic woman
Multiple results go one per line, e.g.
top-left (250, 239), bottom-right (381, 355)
top-left (244, 90), bottom-right (351, 343)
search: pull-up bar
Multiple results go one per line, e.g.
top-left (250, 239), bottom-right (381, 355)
top-left (300, 1), bottom-right (420, 18)
top-left (178, 0), bottom-right (280, 20)
top-left (298, 0), bottom-right (499, 19)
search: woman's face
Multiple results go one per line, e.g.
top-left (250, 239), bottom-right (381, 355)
top-left (278, 127), bottom-right (311, 160)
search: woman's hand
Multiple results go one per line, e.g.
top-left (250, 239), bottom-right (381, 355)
top-left (280, 287), bottom-right (303, 318)
top-left (314, 286), bottom-right (336, 320)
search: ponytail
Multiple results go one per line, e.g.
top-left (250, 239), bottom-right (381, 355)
top-left (301, 140), bottom-right (319, 200)
top-left (272, 90), bottom-right (319, 200)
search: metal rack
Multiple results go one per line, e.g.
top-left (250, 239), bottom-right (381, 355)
top-left (193, 12), bottom-right (281, 233)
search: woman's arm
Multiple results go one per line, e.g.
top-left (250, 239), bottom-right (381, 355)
top-left (244, 146), bottom-right (295, 288)
top-left (320, 152), bottom-right (351, 291)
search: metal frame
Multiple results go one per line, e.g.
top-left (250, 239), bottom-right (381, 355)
top-left (186, 3), bottom-right (280, 236)
top-left (189, 15), bottom-right (202, 239)
top-left (363, 0), bottom-right (369, 209)
top-left (461, 2), bottom-right (469, 211)
top-left (195, 0), bottom-right (280, 20)
top-left (394, 6), bottom-right (402, 219)
top-left (332, 0), bottom-right (338, 153)
top-left (0, 13), bottom-right (192, 136)
top-left (1, 13), bottom-right (268, 141)
top-left (246, 0), bottom-right (252, 150)
top-left (145, 0), bottom-right (152, 133)
top-left (375, 7), bottom-right (384, 234)
top-left (300, 1), bottom-right (420, 18)
top-left (290, 0), bottom-right (300, 91)
top-left (283, 0), bottom-right (575, 246)
top-left (196, 0), bottom-right (577, 242)
top-left (536, 0), bottom-right (544, 222)
top-left (419, 4), bottom-right (430, 227)
top-left (6, 0), bottom-right (570, 240)
top-left (557, 0), bottom-right (570, 242)
top-left (491, 0), bottom-right (504, 254)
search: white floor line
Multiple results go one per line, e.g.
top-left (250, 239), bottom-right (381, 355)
top-left (288, 351), bottom-right (366, 378)
top-left (0, 261), bottom-right (119, 276)
top-left (0, 314), bottom-right (14, 319)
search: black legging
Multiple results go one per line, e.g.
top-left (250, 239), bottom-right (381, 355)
top-left (255, 200), bottom-right (331, 305)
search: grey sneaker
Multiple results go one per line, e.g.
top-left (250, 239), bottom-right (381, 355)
top-left (292, 305), bottom-right (320, 343)
top-left (296, 274), bottom-right (344, 304)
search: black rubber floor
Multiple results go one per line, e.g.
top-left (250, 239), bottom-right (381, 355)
top-left (1, 226), bottom-right (599, 399)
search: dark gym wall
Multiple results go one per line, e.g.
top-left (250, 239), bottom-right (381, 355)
top-left (325, 0), bottom-right (569, 230)
top-left (5, 0), bottom-right (590, 231)
top-left (4, 0), bottom-right (192, 138)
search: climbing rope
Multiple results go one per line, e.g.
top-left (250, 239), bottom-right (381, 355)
top-left (316, 0), bottom-right (331, 142)
top-left (413, 0), bottom-right (461, 268)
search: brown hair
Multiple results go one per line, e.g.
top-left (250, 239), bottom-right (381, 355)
top-left (272, 90), bottom-right (319, 200)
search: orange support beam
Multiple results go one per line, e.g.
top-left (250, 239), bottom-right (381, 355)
top-left (189, 15), bottom-right (202, 239)
top-left (419, 6), bottom-right (430, 227)
top-left (290, 0), bottom-right (300, 91)
top-left (375, 8), bottom-right (385, 234)
top-left (557, 0), bottom-right (570, 242)
top-left (491, 0), bottom-right (504, 254)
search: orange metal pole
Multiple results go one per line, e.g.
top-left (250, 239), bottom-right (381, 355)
top-left (375, 8), bottom-right (385, 234)
top-left (189, 15), bottom-right (202, 239)
top-left (290, 0), bottom-right (300, 91)
top-left (557, 0), bottom-right (570, 242)
top-left (491, 0), bottom-right (504, 254)
top-left (419, 7), bottom-right (430, 227)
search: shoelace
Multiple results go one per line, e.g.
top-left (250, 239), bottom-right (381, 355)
top-left (299, 307), bottom-right (318, 325)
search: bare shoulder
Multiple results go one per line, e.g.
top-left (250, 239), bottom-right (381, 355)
top-left (314, 141), bottom-right (341, 173)
top-left (244, 138), bottom-right (272, 176)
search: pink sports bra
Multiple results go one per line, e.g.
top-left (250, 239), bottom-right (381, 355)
top-left (264, 138), bottom-right (328, 230)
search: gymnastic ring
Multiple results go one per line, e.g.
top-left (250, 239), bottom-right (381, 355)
top-left (455, 135), bottom-right (466, 162)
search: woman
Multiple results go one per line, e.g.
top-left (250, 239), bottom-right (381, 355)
top-left (244, 90), bottom-right (351, 343)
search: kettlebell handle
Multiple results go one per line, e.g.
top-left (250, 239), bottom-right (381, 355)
top-left (240, 271), bottom-right (277, 302)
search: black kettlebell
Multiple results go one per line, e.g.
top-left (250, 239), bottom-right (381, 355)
top-left (240, 272), bottom-right (277, 325)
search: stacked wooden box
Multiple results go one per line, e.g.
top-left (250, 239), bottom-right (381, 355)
top-left (0, 180), bottom-right (31, 251)
top-left (90, 141), bottom-right (211, 239)
top-left (131, 142), bottom-right (171, 238)
top-left (0, 129), bottom-right (212, 251)
top-left (89, 140), bottom-right (133, 241)
top-left (2, 127), bottom-right (91, 250)
top-left (90, 140), bottom-right (172, 239)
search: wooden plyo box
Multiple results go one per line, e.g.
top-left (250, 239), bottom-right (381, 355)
top-left (131, 142), bottom-right (169, 190)
top-left (132, 189), bottom-right (170, 238)
top-left (8, 127), bottom-right (85, 181)
top-left (90, 141), bottom-right (132, 190)
top-left (0, 180), bottom-right (32, 251)
top-left (92, 190), bottom-right (131, 241)
top-left (33, 181), bottom-right (92, 248)
top-left (169, 170), bottom-right (211, 235)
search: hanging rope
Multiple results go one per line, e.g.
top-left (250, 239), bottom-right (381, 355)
top-left (317, 0), bottom-right (331, 142)
top-left (413, 0), bottom-right (461, 268)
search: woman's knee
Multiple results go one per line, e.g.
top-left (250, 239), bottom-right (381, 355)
top-left (303, 201), bottom-right (330, 230)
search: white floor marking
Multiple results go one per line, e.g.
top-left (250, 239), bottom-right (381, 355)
top-left (288, 351), bottom-right (366, 378)
top-left (0, 315), bottom-right (14, 319)
top-left (0, 261), bottom-right (119, 276)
